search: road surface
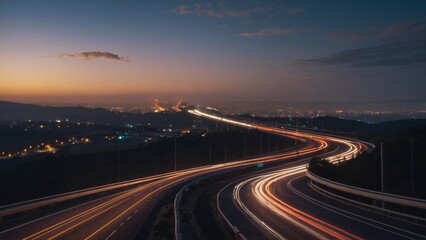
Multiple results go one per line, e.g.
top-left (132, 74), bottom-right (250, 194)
top-left (218, 136), bottom-right (426, 240)
top-left (0, 109), bottom-right (333, 239)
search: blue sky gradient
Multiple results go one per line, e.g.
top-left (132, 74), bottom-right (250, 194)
top-left (1, 0), bottom-right (426, 103)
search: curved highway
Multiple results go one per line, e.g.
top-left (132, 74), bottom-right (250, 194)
top-left (217, 131), bottom-right (426, 239)
top-left (0, 109), bottom-right (333, 240)
top-left (2, 109), bottom-right (423, 240)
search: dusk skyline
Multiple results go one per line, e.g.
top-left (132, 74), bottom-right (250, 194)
top-left (1, 0), bottom-right (426, 104)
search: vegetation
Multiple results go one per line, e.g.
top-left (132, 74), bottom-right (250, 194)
top-left (147, 204), bottom-right (175, 240)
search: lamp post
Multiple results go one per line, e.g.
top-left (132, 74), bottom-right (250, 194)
top-left (411, 138), bottom-right (414, 197)
top-left (381, 141), bottom-right (384, 193)
top-left (117, 150), bottom-right (121, 182)
top-left (174, 137), bottom-right (177, 171)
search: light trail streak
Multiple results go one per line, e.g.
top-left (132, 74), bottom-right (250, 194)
top-left (12, 109), bottom-right (368, 240)
top-left (19, 112), bottom-right (326, 239)
top-left (288, 176), bottom-right (425, 239)
top-left (230, 132), bottom-right (368, 239)
top-left (233, 178), bottom-right (286, 240)
top-left (191, 108), bottom-right (372, 239)
top-left (24, 177), bottom-right (178, 240)
top-left (189, 109), bottom-right (366, 164)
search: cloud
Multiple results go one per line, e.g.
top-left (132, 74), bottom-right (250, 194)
top-left (173, 3), bottom-right (270, 18)
top-left (239, 28), bottom-right (308, 38)
top-left (378, 19), bottom-right (426, 41)
top-left (58, 51), bottom-right (130, 62)
top-left (284, 7), bottom-right (305, 15)
top-left (326, 19), bottom-right (426, 44)
top-left (325, 32), bottom-right (370, 43)
top-left (240, 19), bottom-right (258, 25)
top-left (300, 41), bottom-right (426, 67)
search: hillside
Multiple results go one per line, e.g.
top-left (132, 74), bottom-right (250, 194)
top-left (0, 101), bottom-right (195, 126)
top-left (249, 115), bottom-right (426, 136)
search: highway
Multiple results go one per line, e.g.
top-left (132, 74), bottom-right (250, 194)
top-left (0, 150), bottom-right (318, 240)
top-left (217, 135), bottom-right (426, 239)
top-left (0, 109), bottom-right (335, 240)
top-left (1, 108), bottom-right (423, 240)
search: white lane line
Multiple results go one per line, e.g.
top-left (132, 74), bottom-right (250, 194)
top-left (127, 216), bottom-right (132, 221)
top-left (232, 178), bottom-right (286, 240)
top-left (134, 210), bottom-right (138, 214)
top-left (287, 176), bottom-right (422, 239)
top-left (1, 174), bottom-right (172, 237)
top-left (119, 222), bottom-right (124, 227)
top-left (105, 229), bottom-right (116, 240)
top-left (251, 168), bottom-right (329, 240)
top-left (0, 188), bottom-right (137, 235)
top-left (310, 183), bottom-right (426, 226)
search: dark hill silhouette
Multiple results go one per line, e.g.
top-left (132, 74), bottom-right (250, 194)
top-left (0, 101), bottom-right (188, 125)
top-left (2, 101), bottom-right (426, 135)
top-left (247, 115), bottom-right (426, 136)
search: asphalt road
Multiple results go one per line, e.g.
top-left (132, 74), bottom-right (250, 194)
top-left (2, 109), bottom-right (408, 240)
top-left (0, 110), bottom-right (330, 240)
top-left (0, 173), bottom-right (192, 240)
top-left (218, 139), bottom-right (426, 240)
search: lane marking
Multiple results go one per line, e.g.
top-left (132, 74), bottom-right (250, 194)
top-left (84, 177), bottom-right (188, 240)
top-left (46, 199), bottom-right (129, 240)
top-left (223, 138), bottom-right (364, 240)
top-left (287, 176), bottom-right (423, 239)
top-left (24, 180), bottom-right (162, 240)
top-left (8, 115), bottom-right (341, 240)
top-left (105, 230), bottom-right (116, 240)
top-left (0, 188), bottom-right (137, 236)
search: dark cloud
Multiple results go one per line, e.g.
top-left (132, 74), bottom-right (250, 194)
top-left (173, 3), bottom-right (305, 18)
top-left (284, 7), bottom-right (305, 15)
top-left (326, 19), bottom-right (426, 44)
top-left (58, 51), bottom-right (130, 62)
top-left (173, 3), bottom-right (270, 18)
top-left (300, 41), bottom-right (426, 67)
top-left (325, 31), bottom-right (370, 43)
top-left (378, 19), bottom-right (426, 41)
top-left (239, 28), bottom-right (308, 38)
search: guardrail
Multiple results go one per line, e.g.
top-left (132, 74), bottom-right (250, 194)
top-left (306, 171), bottom-right (426, 210)
top-left (174, 175), bottom-right (204, 240)
top-left (174, 169), bottom-right (237, 240)
top-left (0, 171), bottom-right (189, 220)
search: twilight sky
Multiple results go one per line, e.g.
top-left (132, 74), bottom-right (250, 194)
top-left (1, 0), bottom-right (426, 104)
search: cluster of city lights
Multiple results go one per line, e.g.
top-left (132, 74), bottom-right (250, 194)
top-left (0, 136), bottom-right (91, 159)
